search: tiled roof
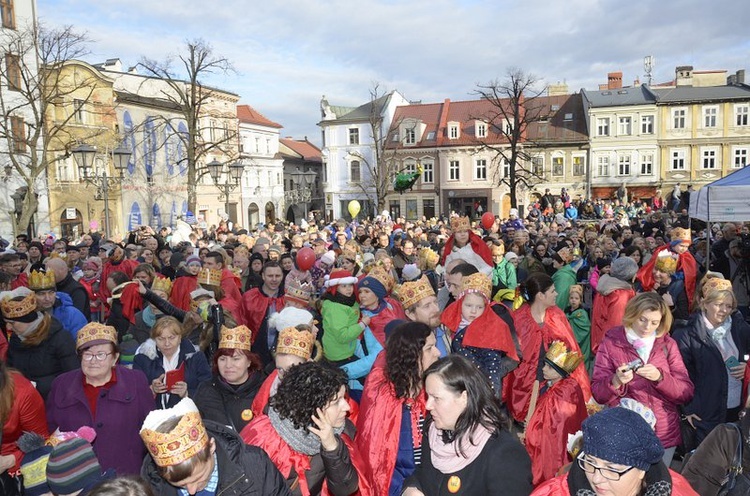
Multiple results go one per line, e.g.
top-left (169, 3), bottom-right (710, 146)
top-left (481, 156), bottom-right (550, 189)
top-left (279, 138), bottom-right (322, 162)
top-left (650, 85), bottom-right (750, 103)
top-left (582, 86), bottom-right (656, 107)
top-left (526, 94), bottom-right (588, 143)
top-left (237, 104), bottom-right (283, 128)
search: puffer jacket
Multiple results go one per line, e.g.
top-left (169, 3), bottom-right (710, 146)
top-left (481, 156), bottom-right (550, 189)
top-left (193, 371), bottom-right (266, 433)
top-left (51, 292), bottom-right (88, 339)
top-left (590, 274), bottom-right (635, 354)
top-left (592, 326), bottom-right (694, 448)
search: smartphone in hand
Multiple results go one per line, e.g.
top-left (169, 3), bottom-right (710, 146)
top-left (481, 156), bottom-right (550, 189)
top-left (725, 356), bottom-right (741, 369)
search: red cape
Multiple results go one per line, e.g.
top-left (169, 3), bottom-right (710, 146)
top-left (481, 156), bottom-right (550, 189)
top-left (442, 297), bottom-right (519, 361)
top-left (440, 231), bottom-right (493, 266)
top-left (100, 259), bottom-right (139, 304)
top-left (506, 305), bottom-right (591, 423)
top-left (241, 288), bottom-right (284, 340)
top-left (590, 285), bottom-right (635, 354)
top-left (11, 273), bottom-right (28, 290)
top-left (251, 370), bottom-right (277, 419)
top-left (221, 268), bottom-right (243, 304)
top-left (170, 275), bottom-right (198, 311)
top-left (525, 377), bottom-right (587, 486)
top-left (120, 283), bottom-right (144, 325)
top-left (368, 299), bottom-right (407, 346)
top-left (637, 246), bottom-right (698, 311)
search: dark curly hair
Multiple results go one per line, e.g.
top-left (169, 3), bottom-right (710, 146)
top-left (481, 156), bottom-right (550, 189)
top-left (386, 321), bottom-right (432, 399)
top-left (270, 361), bottom-right (348, 430)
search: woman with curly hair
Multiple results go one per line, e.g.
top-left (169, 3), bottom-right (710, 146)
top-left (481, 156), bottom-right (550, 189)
top-left (241, 361), bottom-right (362, 495)
top-left (356, 321), bottom-right (442, 495)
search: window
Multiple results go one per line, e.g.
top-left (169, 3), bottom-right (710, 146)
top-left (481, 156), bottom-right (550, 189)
top-left (1, 0), bottom-right (15, 29)
top-left (5, 53), bottom-right (20, 91)
top-left (532, 156), bottom-right (544, 176)
top-left (618, 117), bottom-right (632, 136)
top-left (10, 115), bottom-right (25, 152)
top-left (449, 124), bottom-right (459, 139)
top-left (703, 106), bottom-right (718, 128)
top-left (404, 128), bottom-right (416, 145)
top-left (422, 161), bottom-right (433, 183)
top-left (389, 200), bottom-right (401, 219)
top-left (350, 160), bottom-right (360, 182)
top-left (56, 157), bottom-right (75, 182)
top-left (406, 199), bottom-right (418, 220)
top-left (596, 117), bottom-right (610, 136)
top-left (640, 154), bottom-right (653, 175)
top-left (476, 122), bottom-right (487, 138)
top-left (641, 115), bottom-right (654, 134)
top-left (552, 156), bottom-right (564, 176)
top-left (322, 160), bottom-right (328, 182)
top-left (672, 108), bottom-right (686, 129)
top-left (254, 137), bottom-right (260, 153)
top-left (501, 159), bottom-right (510, 178)
top-left (405, 160), bottom-right (417, 174)
top-left (423, 199), bottom-right (435, 219)
top-left (734, 148), bottom-right (749, 168)
top-left (702, 148), bottom-right (718, 169)
top-left (475, 159), bottom-right (487, 180)
top-left (618, 155), bottom-right (631, 176)
top-left (73, 99), bottom-right (85, 123)
top-left (572, 156), bottom-right (585, 176)
top-left (449, 160), bottom-right (460, 181)
top-left (596, 156), bottom-right (609, 176)
top-left (671, 149), bottom-right (686, 170)
top-left (736, 105), bottom-right (750, 127)
top-left (209, 119), bottom-right (217, 141)
top-left (266, 138), bottom-right (270, 154)
top-left (348, 128), bottom-right (359, 145)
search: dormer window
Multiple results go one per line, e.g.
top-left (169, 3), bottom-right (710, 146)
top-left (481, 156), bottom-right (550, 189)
top-left (448, 122), bottom-right (460, 139)
top-left (476, 121), bottom-right (487, 138)
top-left (404, 128), bottom-right (416, 145)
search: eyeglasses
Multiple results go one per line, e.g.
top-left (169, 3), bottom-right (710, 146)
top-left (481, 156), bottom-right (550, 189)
top-left (577, 453), bottom-right (635, 481)
top-left (81, 352), bottom-right (112, 362)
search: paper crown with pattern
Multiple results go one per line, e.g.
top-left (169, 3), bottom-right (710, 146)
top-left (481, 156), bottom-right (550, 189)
top-left (450, 216), bottom-right (471, 233)
top-left (218, 325), bottom-right (252, 351)
top-left (418, 247), bottom-right (439, 270)
top-left (458, 272), bottom-right (492, 300)
top-left (366, 265), bottom-right (395, 294)
top-left (28, 269), bottom-right (56, 291)
top-left (654, 252), bottom-right (679, 275)
top-left (151, 276), bottom-right (173, 296)
top-left (76, 322), bottom-right (117, 350)
top-left (0, 287), bottom-right (37, 320)
top-left (544, 340), bottom-right (583, 375)
top-left (285, 278), bottom-right (313, 305)
top-left (276, 326), bottom-right (315, 359)
top-left (569, 284), bottom-right (584, 299)
top-left (397, 275), bottom-right (435, 310)
top-left (671, 227), bottom-right (691, 244)
top-left (702, 277), bottom-right (733, 297)
top-left (140, 399), bottom-right (209, 467)
top-left (197, 268), bottom-right (222, 287)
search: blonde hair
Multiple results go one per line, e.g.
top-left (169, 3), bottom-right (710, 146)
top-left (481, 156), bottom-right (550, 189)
top-left (700, 289), bottom-right (737, 313)
top-left (150, 316), bottom-right (184, 340)
top-left (622, 292), bottom-right (672, 338)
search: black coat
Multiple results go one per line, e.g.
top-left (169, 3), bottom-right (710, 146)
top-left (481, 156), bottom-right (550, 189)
top-left (7, 316), bottom-right (79, 399)
top-left (141, 420), bottom-right (291, 496)
top-left (193, 371), bottom-right (266, 433)
top-left (404, 423), bottom-right (532, 495)
top-left (56, 273), bottom-right (91, 321)
top-left (674, 310), bottom-right (750, 442)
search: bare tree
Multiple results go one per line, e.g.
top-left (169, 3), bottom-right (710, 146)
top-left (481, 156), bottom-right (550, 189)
top-left (137, 39), bottom-right (237, 213)
top-left (474, 68), bottom-right (548, 208)
top-left (0, 23), bottom-right (109, 236)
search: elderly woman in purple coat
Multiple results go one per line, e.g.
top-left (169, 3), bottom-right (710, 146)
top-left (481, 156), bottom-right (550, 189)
top-left (46, 322), bottom-right (154, 475)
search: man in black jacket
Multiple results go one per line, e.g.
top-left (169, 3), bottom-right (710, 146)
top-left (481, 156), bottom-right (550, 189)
top-left (46, 257), bottom-right (91, 320)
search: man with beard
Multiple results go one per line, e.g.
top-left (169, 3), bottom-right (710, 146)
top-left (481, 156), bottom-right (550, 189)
top-left (399, 275), bottom-right (450, 356)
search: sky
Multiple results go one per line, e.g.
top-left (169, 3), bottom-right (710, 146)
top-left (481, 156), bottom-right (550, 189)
top-left (39, 0), bottom-right (750, 145)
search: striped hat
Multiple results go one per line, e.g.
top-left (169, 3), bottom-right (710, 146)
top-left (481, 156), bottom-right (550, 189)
top-left (46, 438), bottom-right (103, 494)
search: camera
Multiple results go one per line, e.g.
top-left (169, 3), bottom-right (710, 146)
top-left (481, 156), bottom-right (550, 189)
top-left (623, 359), bottom-right (643, 372)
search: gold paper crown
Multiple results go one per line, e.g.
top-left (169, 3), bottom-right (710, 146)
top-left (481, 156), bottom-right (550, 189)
top-left (276, 326), bottom-right (315, 359)
top-left (28, 269), bottom-right (56, 291)
top-left (367, 265), bottom-right (395, 294)
top-left (459, 272), bottom-right (492, 300)
top-left (569, 284), bottom-right (584, 298)
top-left (151, 276), bottom-right (173, 296)
top-left (544, 340), bottom-right (583, 374)
top-left (197, 268), bottom-right (222, 287)
top-left (418, 247), bottom-right (439, 270)
top-left (671, 227), bottom-right (691, 244)
top-left (140, 411), bottom-right (208, 467)
top-left (285, 279), bottom-right (313, 304)
top-left (702, 277), bottom-right (733, 297)
top-left (397, 275), bottom-right (435, 310)
top-left (76, 322), bottom-right (117, 350)
top-left (0, 291), bottom-right (37, 320)
top-left (654, 253), bottom-right (678, 275)
top-left (556, 247), bottom-right (573, 264)
top-left (218, 325), bottom-right (252, 351)
top-left (450, 216), bottom-right (471, 232)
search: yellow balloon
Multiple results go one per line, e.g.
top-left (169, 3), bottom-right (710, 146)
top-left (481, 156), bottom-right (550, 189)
top-left (348, 200), bottom-right (361, 218)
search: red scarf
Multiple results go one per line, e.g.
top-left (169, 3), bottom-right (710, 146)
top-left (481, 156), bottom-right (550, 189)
top-left (637, 246), bottom-right (697, 310)
top-left (440, 231), bottom-right (493, 266)
top-left (441, 297), bottom-right (519, 361)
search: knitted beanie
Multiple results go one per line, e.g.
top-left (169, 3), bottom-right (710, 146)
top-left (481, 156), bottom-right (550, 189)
top-left (46, 438), bottom-right (103, 495)
top-left (582, 407), bottom-right (664, 471)
top-left (610, 257), bottom-right (638, 282)
top-left (358, 276), bottom-right (387, 302)
top-left (18, 432), bottom-right (52, 496)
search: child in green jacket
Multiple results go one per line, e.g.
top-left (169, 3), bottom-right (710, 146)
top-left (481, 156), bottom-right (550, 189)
top-left (320, 269), bottom-right (365, 364)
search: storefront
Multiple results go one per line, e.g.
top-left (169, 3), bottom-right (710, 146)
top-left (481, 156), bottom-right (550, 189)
top-left (592, 186), bottom-right (658, 202)
top-left (444, 188), bottom-right (493, 218)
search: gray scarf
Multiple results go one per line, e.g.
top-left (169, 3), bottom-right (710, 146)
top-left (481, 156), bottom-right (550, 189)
top-left (267, 406), bottom-right (344, 456)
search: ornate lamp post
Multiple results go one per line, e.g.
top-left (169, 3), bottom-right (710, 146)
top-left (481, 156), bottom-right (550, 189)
top-left (207, 159), bottom-right (244, 224)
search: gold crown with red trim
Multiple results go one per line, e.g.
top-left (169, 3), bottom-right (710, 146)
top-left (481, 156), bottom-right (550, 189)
top-left (0, 288), bottom-right (37, 320)
top-left (151, 276), bottom-right (173, 296)
top-left (397, 275), bottom-right (435, 310)
top-left (140, 403), bottom-right (208, 468)
top-left (418, 247), bottom-right (439, 270)
top-left (544, 340), bottom-right (583, 374)
top-left (276, 326), bottom-right (315, 359)
top-left (702, 277), bottom-right (733, 297)
top-left (285, 278), bottom-right (313, 305)
top-left (197, 268), bottom-right (222, 287)
top-left (366, 265), bottom-right (395, 294)
top-left (459, 272), bottom-right (492, 300)
top-left (654, 252), bottom-right (679, 275)
top-left (28, 269), bottom-right (56, 291)
top-left (671, 227), bottom-right (691, 245)
top-left (218, 325), bottom-right (252, 351)
top-left (76, 322), bottom-right (117, 350)
top-left (450, 216), bottom-right (471, 233)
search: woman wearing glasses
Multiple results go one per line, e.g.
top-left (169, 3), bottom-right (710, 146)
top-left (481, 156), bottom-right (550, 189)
top-left (532, 407), bottom-right (697, 495)
top-left (46, 322), bottom-right (154, 475)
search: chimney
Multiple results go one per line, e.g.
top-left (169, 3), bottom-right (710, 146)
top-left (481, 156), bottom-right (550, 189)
top-left (728, 69), bottom-right (746, 85)
top-left (633, 78), bottom-right (641, 87)
top-left (675, 65), bottom-right (694, 86)
top-left (607, 72), bottom-right (623, 90)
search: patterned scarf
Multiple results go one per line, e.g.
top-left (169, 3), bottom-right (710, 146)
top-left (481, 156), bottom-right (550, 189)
top-left (267, 406), bottom-right (344, 456)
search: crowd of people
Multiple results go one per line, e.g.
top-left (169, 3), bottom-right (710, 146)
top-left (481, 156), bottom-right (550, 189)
top-left (2, 193), bottom-right (750, 495)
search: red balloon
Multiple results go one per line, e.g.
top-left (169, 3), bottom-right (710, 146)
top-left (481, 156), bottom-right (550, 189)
top-left (296, 247), bottom-right (316, 271)
top-left (481, 212), bottom-right (495, 230)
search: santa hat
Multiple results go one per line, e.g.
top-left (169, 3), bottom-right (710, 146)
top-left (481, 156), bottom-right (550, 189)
top-left (324, 269), bottom-right (357, 295)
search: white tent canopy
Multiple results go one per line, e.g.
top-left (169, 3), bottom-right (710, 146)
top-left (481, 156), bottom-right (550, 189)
top-left (689, 166), bottom-right (750, 222)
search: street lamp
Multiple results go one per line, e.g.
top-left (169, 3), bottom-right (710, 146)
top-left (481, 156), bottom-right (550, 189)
top-left (72, 143), bottom-right (131, 239)
top-left (207, 159), bottom-right (244, 224)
